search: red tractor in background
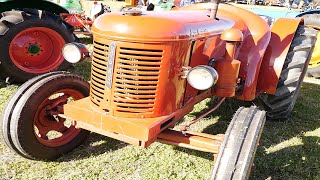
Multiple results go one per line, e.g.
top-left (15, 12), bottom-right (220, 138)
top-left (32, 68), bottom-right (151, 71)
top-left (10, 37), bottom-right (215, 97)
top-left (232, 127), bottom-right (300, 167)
top-left (0, 0), bottom-right (110, 83)
top-left (2, 1), bottom-right (317, 179)
top-left (60, 1), bottom-right (111, 35)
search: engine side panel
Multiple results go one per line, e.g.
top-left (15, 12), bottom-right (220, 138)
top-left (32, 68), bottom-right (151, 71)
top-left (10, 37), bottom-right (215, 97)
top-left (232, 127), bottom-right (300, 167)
top-left (257, 18), bottom-right (302, 95)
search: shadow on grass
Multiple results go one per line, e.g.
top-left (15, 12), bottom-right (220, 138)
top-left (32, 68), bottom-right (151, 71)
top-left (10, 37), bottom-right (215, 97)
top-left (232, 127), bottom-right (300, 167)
top-left (0, 80), bottom-right (6, 88)
top-left (69, 60), bottom-right (92, 81)
top-left (58, 133), bottom-right (128, 162)
top-left (250, 82), bottom-right (320, 179)
top-left (171, 82), bottom-right (319, 179)
top-left (252, 135), bottom-right (320, 179)
top-left (172, 98), bottom-right (251, 161)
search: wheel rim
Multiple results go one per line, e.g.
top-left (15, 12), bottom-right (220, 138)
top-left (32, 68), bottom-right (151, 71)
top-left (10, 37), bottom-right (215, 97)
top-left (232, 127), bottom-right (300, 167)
top-left (34, 89), bottom-right (84, 147)
top-left (9, 27), bottom-right (66, 74)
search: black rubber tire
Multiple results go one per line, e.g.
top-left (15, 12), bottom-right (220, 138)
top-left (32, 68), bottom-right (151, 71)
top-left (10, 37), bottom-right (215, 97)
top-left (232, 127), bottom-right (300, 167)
top-left (301, 13), bottom-right (320, 27)
top-left (306, 65), bottom-right (320, 79)
top-left (5, 72), bottom-right (90, 160)
top-left (301, 13), bottom-right (320, 78)
top-left (258, 26), bottom-right (317, 120)
top-left (211, 106), bottom-right (266, 180)
top-left (0, 9), bottom-right (75, 83)
top-left (1, 71), bottom-right (63, 158)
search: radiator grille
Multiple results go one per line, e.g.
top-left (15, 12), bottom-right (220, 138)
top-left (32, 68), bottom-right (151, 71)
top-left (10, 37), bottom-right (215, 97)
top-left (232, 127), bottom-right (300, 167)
top-left (90, 40), bottom-right (163, 115)
top-left (90, 41), bottom-right (109, 106)
top-left (113, 47), bottom-right (163, 114)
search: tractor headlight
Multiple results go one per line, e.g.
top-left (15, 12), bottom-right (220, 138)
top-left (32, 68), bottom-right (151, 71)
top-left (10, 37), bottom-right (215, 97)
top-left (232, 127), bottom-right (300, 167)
top-left (186, 65), bottom-right (219, 90)
top-left (62, 43), bottom-right (89, 63)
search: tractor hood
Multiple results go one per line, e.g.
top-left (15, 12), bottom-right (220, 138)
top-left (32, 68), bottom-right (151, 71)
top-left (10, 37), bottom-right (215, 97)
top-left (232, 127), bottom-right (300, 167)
top-left (91, 11), bottom-right (234, 42)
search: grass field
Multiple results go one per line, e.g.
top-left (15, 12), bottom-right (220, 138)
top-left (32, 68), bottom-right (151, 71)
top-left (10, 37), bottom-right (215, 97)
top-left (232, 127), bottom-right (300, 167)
top-left (1, 35), bottom-right (320, 179)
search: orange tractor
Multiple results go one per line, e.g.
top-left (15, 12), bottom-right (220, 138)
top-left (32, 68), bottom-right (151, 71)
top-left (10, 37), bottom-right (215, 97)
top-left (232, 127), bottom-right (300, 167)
top-left (2, 1), bottom-right (316, 179)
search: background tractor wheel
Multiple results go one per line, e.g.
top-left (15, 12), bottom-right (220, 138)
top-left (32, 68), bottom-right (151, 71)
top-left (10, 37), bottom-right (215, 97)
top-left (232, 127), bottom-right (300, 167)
top-left (211, 106), bottom-right (266, 180)
top-left (301, 13), bottom-right (320, 78)
top-left (258, 26), bottom-right (317, 120)
top-left (3, 72), bottom-right (90, 160)
top-left (0, 9), bottom-right (75, 83)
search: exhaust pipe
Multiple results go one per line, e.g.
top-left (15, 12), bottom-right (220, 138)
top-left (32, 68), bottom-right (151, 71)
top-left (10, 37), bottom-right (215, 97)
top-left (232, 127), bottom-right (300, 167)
top-left (210, 0), bottom-right (221, 19)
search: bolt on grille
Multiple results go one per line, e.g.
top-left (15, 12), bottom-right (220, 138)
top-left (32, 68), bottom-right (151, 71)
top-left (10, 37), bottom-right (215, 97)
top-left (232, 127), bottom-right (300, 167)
top-left (90, 41), bottom-right (109, 106)
top-left (113, 47), bottom-right (163, 114)
top-left (90, 40), bottom-right (164, 116)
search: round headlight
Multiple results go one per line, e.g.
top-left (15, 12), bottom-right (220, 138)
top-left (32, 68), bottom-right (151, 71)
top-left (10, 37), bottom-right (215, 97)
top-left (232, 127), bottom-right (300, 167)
top-left (62, 43), bottom-right (89, 64)
top-left (187, 65), bottom-right (218, 90)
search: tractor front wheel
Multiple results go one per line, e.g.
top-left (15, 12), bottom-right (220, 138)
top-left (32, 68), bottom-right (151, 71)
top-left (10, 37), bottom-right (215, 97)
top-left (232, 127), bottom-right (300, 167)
top-left (2, 71), bottom-right (63, 158)
top-left (211, 106), bottom-right (266, 180)
top-left (0, 9), bottom-right (75, 83)
top-left (2, 72), bottom-right (90, 160)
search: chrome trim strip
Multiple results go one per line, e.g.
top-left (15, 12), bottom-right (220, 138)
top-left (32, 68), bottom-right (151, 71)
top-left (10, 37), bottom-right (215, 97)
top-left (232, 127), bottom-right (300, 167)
top-left (106, 42), bottom-right (117, 89)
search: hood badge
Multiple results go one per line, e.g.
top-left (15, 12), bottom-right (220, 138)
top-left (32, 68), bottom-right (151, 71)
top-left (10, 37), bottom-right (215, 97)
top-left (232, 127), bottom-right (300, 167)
top-left (106, 42), bottom-right (117, 89)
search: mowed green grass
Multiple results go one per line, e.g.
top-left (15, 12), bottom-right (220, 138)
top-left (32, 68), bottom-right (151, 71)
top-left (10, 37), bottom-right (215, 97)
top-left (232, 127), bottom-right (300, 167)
top-left (0, 39), bottom-right (319, 179)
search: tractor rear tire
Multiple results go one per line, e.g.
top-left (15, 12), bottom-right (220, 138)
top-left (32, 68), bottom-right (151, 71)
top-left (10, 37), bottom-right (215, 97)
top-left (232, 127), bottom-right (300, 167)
top-left (0, 9), bottom-right (75, 83)
top-left (301, 13), bottom-right (320, 78)
top-left (4, 72), bottom-right (90, 160)
top-left (301, 13), bottom-right (320, 27)
top-left (211, 106), bottom-right (266, 180)
top-left (258, 26), bottom-right (317, 120)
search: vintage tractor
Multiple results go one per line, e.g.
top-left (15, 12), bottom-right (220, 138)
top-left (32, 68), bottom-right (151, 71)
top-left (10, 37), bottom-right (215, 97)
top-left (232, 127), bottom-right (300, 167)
top-left (2, 1), bottom-right (317, 179)
top-left (0, 0), bottom-right (110, 83)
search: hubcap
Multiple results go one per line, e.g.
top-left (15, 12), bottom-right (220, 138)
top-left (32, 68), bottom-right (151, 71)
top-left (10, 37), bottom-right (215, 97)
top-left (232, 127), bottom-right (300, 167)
top-left (9, 27), bottom-right (66, 74)
top-left (34, 89), bottom-right (84, 147)
top-left (28, 44), bottom-right (41, 55)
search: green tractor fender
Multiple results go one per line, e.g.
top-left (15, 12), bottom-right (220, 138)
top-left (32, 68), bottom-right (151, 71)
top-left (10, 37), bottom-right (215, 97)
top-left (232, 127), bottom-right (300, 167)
top-left (0, 0), bottom-right (69, 14)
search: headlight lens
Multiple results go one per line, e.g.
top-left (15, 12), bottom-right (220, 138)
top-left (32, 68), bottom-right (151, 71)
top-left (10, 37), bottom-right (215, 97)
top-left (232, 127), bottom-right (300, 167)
top-left (187, 65), bottom-right (218, 90)
top-left (62, 43), bottom-right (89, 63)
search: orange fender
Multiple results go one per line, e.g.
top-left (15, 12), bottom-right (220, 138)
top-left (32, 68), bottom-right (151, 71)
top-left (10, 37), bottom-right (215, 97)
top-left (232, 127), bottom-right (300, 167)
top-left (257, 18), bottom-right (302, 95)
top-left (180, 3), bottom-right (272, 101)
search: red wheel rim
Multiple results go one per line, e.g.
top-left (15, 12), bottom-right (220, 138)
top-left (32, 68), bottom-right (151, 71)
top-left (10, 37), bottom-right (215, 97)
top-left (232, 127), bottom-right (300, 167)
top-left (34, 89), bottom-right (84, 147)
top-left (9, 27), bottom-right (66, 74)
